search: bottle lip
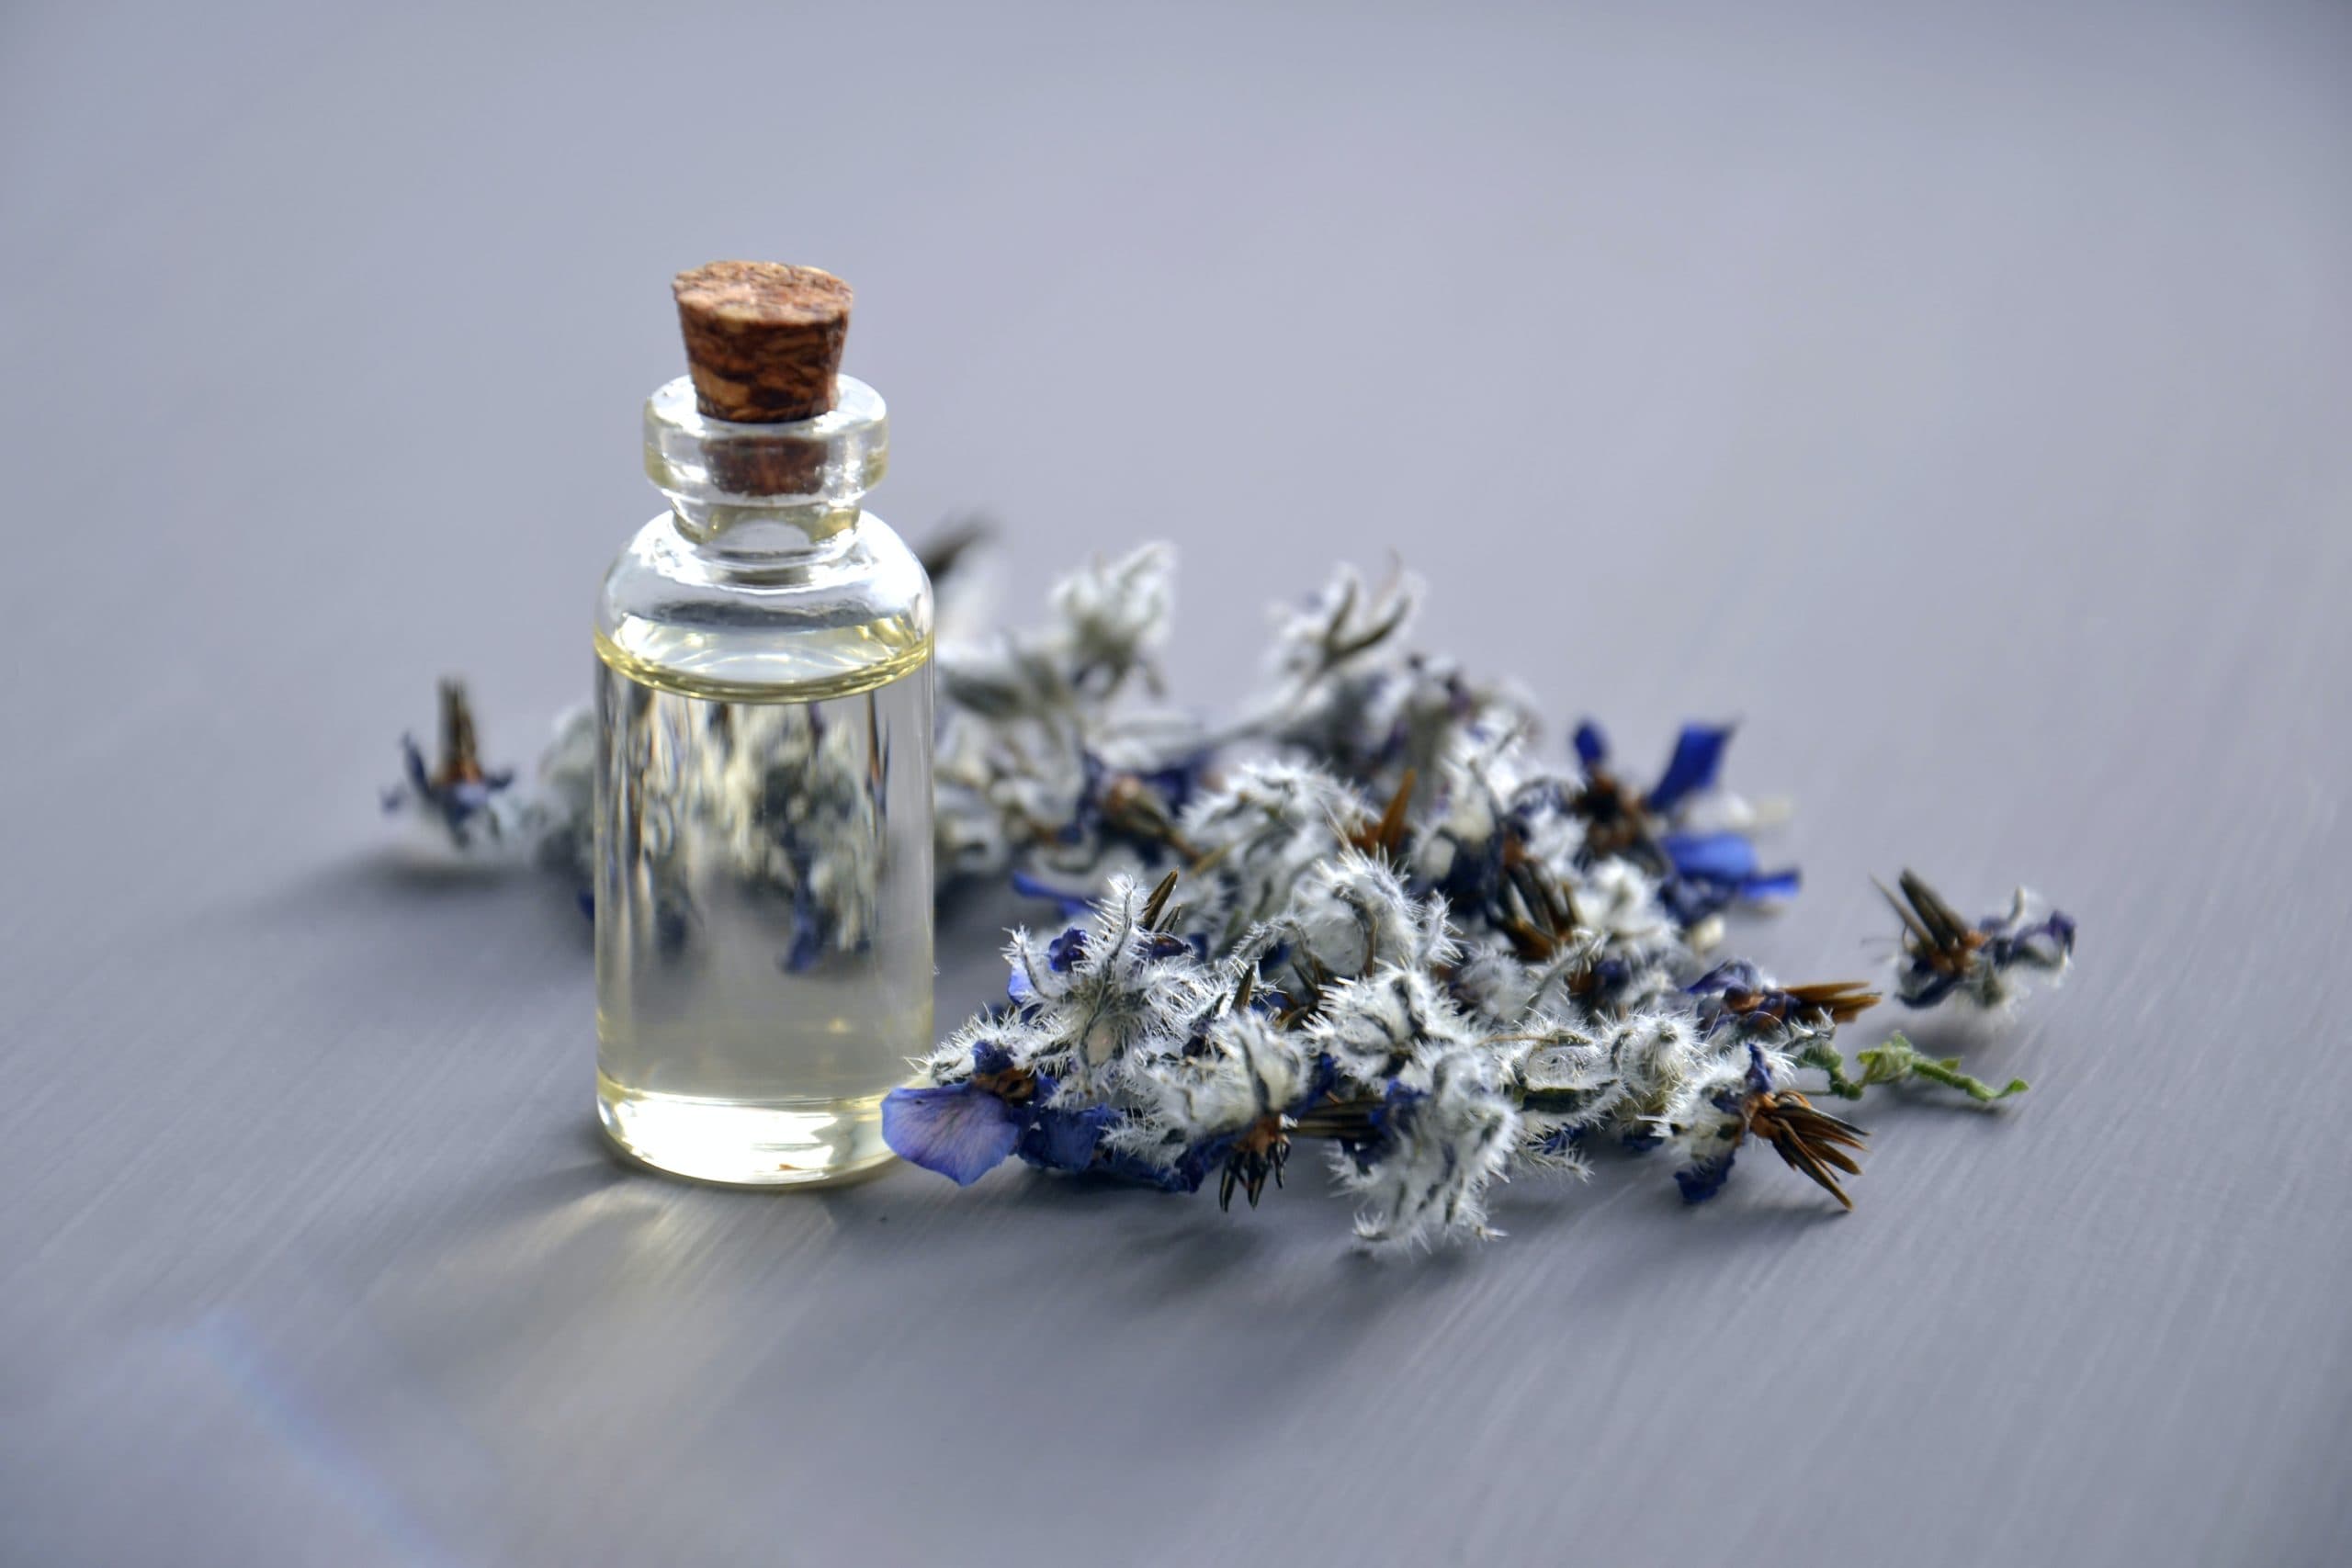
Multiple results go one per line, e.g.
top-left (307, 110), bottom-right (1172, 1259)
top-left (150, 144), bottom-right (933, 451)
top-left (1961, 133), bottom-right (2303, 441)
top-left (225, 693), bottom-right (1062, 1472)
top-left (644, 374), bottom-right (888, 506)
top-left (646, 372), bottom-right (885, 443)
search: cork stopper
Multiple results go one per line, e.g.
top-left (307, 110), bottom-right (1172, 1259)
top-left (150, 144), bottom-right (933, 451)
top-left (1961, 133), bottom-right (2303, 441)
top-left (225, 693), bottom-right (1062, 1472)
top-left (673, 261), bottom-right (852, 424)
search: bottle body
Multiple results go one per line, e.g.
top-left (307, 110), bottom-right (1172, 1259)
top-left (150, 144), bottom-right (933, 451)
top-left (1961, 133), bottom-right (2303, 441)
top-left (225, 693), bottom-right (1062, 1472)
top-left (594, 376), bottom-right (933, 1185)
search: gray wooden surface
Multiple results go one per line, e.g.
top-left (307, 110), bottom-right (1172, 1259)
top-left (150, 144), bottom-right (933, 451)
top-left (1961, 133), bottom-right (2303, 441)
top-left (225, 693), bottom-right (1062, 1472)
top-left (5, 2), bottom-right (2349, 1563)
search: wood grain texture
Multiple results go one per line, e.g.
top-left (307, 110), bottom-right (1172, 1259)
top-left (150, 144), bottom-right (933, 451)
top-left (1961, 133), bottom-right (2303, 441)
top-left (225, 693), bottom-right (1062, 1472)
top-left (673, 261), bottom-right (851, 424)
top-left (3, 3), bottom-right (2348, 1564)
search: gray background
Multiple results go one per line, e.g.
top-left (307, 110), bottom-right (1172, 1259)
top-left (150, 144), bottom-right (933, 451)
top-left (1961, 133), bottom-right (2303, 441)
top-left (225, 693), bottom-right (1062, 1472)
top-left (4, 1), bottom-right (2348, 1563)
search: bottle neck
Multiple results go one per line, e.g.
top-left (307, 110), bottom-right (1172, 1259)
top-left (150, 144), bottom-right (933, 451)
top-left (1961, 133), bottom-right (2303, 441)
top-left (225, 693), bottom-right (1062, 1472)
top-left (643, 374), bottom-right (888, 568)
top-left (669, 499), bottom-right (862, 561)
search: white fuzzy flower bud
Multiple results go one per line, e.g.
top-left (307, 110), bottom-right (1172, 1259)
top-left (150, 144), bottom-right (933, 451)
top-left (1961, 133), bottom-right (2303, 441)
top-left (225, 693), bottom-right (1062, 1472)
top-left (1124, 1010), bottom-right (1318, 1146)
top-left (1565, 858), bottom-right (1679, 956)
top-left (1336, 1043), bottom-right (1521, 1250)
top-left (1051, 544), bottom-right (1172, 694)
top-left (1277, 848), bottom-right (1453, 980)
top-left (1308, 965), bottom-right (1478, 1088)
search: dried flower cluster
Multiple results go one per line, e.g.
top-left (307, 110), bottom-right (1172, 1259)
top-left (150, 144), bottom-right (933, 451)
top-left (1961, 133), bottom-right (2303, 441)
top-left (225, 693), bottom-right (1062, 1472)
top-left (385, 539), bottom-right (2075, 1250)
top-left (380, 678), bottom-right (527, 850)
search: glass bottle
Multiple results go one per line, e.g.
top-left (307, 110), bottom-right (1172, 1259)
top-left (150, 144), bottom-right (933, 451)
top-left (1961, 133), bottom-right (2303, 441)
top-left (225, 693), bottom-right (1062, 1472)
top-left (593, 287), bottom-right (933, 1186)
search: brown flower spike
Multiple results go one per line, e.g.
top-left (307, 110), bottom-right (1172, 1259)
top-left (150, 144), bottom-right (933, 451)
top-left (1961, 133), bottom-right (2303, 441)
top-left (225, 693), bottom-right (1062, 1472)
top-left (1746, 1089), bottom-right (1870, 1210)
top-left (1717, 979), bottom-right (1883, 1028)
top-left (1879, 869), bottom-right (1988, 983)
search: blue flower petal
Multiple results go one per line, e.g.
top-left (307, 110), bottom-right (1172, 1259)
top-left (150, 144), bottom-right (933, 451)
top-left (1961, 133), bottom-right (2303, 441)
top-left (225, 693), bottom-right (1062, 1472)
top-left (1290, 1053), bottom-right (1339, 1117)
top-left (1675, 1150), bottom-right (1737, 1203)
top-left (1430, 831), bottom-right (1508, 908)
top-left (1661, 830), bottom-right (1758, 882)
top-left (1647, 723), bottom-right (1734, 815)
top-left (1657, 877), bottom-right (1726, 927)
top-left (1897, 966), bottom-right (1963, 1009)
top-left (1572, 720), bottom-right (1610, 768)
top-left (1139, 755), bottom-right (1210, 815)
top-left (400, 736), bottom-right (432, 795)
top-left (1101, 1145), bottom-right (1206, 1192)
top-left (881, 1084), bottom-right (1023, 1185)
top-left (1046, 928), bottom-right (1089, 972)
top-left (782, 890), bottom-right (826, 972)
top-left (1737, 867), bottom-right (1801, 903)
top-left (2029, 910), bottom-right (2077, 957)
top-left (1686, 960), bottom-right (1764, 996)
top-left (1533, 1123), bottom-right (1587, 1158)
top-left (1011, 871), bottom-right (1095, 919)
top-left (1142, 931), bottom-right (1193, 962)
top-left (1990, 909), bottom-right (2075, 969)
top-left (1017, 1103), bottom-right (1116, 1172)
top-left (1163, 1134), bottom-right (1232, 1194)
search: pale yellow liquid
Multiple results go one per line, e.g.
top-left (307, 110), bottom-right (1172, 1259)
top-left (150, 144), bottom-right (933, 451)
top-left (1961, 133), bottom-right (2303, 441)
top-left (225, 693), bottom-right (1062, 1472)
top-left (594, 638), bottom-right (933, 1185)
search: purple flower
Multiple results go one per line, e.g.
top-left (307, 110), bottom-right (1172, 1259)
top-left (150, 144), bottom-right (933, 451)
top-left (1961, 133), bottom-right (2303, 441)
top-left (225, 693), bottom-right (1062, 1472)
top-left (1645, 723), bottom-right (1734, 816)
top-left (1675, 1047), bottom-right (1772, 1203)
top-left (1686, 960), bottom-right (1767, 998)
top-left (1658, 830), bottom-right (1801, 917)
top-left (1883, 871), bottom-right (2076, 1009)
top-left (881, 1039), bottom-right (1037, 1186)
top-left (781, 888), bottom-right (827, 973)
top-left (1987, 909), bottom-right (2076, 973)
top-left (1574, 719), bottom-right (1732, 814)
top-left (1010, 871), bottom-right (1095, 919)
top-left (1017, 1102), bottom-right (1117, 1172)
top-left (881, 1037), bottom-right (1135, 1185)
top-left (1012, 751), bottom-right (1208, 908)
top-left (382, 681), bottom-right (516, 849)
top-left (1686, 965), bottom-right (1880, 1036)
top-left (881, 1081), bottom-right (1025, 1186)
top-left (1574, 718), bottom-right (1795, 921)
top-left (1675, 1046), bottom-right (1866, 1208)
top-left (1674, 1147), bottom-right (1738, 1203)
top-left (1331, 1079), bottom-right (1429, 1173)
top-left (1532, 1123), bottom-right (1587, 1159)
